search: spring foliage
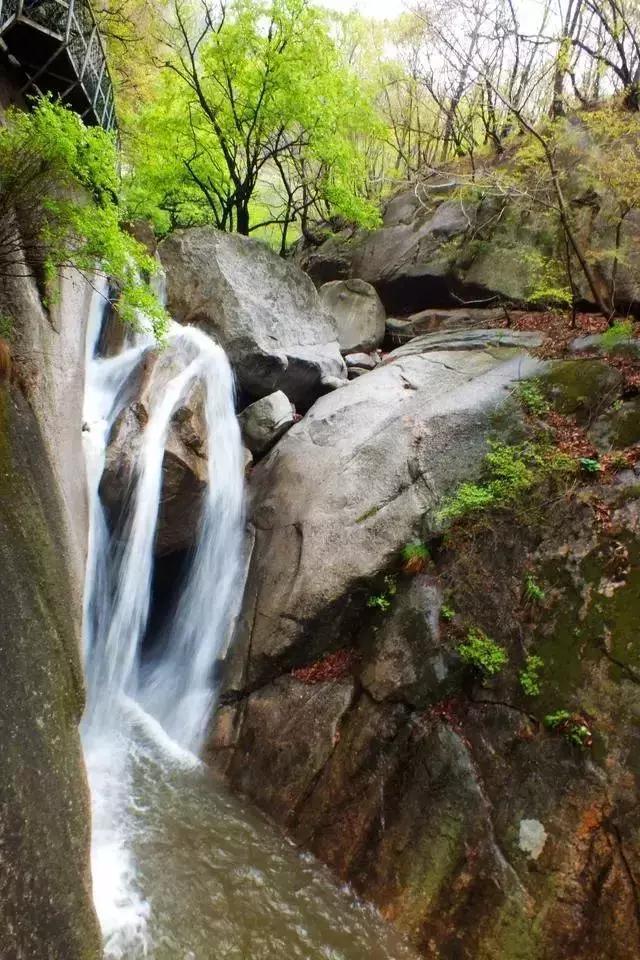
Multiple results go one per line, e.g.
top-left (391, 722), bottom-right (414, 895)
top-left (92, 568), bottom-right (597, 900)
top-left (0, 97), bottom-right (167, 335)
top-left (123, 0), bottom-right (381, 244)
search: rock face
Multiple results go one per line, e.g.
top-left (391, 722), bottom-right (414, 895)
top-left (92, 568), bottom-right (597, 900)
top-left (100, 351), bottom-right (209, 556)
top-left (159, 227), bottom-right (347, 409)
top-left (238, 391), bottom-right (295, 456)
top-left (214, 331), bottom-right (542, 695)
top-left (296, 177), bottom-right (640, 317)
top-left (0, 263), bottom-right (101, 958)
top-left (319, 278), bottom-right (386, 353)
top-left (210, 334), bottom-right (640, 960)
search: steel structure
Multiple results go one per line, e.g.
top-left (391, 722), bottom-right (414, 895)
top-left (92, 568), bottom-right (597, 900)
top-left (0, 0), bottom-right (116, 131)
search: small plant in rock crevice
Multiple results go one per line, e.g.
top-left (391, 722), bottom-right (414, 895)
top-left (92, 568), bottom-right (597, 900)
top-left (400, 541), bottom-right (431, 574)
top-left (440, 602), bottom-right (456, 622)
top-left (0, 312), bottom-right (13, 341)
top-left (519, 654), bottom-right (544, 696)
top-left (544, 709), bottom-right (593, 747)
top-left (458, 627), bottom-right (508, 678)
top-left (579, 457), bottom-right (602, 474)
top-left (524, 574), bottom-right (545, 603)
top-left (367, 575), bottom-right (397, 614)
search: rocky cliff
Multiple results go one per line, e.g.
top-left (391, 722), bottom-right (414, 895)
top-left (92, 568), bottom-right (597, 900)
top-left (104, 222), bottom-right (640, 959)
top-left (0, 266), bottom-right (101, 959)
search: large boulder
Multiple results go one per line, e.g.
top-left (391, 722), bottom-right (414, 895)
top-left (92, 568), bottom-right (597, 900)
top-left (296, 158), bottom-right (640, 318)
top-left (216, 330), bottom-right (542, 694)
top-left (100, 352), bottom-right (209, 556)
top-left (318, 279), bottom-right (386, 353)
top-left (159, 228), bottom-right (347, 409)
top-left (238, 390), bottom-right (295, 456)
top-left (211, 340), bottom-right (640, 960)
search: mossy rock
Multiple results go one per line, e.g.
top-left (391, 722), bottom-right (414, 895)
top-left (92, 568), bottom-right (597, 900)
top-left (588, 396), bottom-right (640, 452)
top-left (542, 360), bottom-right (623, 423)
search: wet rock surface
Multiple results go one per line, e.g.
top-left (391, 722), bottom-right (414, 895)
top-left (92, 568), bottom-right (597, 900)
top-left (100, 355), bottom-right (209, 556)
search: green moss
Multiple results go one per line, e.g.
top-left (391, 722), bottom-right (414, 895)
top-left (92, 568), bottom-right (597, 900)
top-left (589, 397), bottom-right (640, 451)
top-left (399, 814), bottom-right (466, 922)
top-left (478, 899), bottom-right (544, 960)
top-left (534, 535), bottom-right (640, 718)
top-left (356, 505), bottom-right (380, 523)
top-left (542, 360), bottom-right (621, 423)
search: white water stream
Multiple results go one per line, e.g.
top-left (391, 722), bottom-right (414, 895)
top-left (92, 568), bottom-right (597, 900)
top-left (80, 287), bottom-right (417, 960)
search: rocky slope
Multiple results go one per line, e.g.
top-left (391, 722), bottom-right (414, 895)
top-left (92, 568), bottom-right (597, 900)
top-left (0, 267), bottom-right (101, 959)
top-left (296, 161), bottom-right (640, 319)
top-left (207, 332), bottom-right (640, 960)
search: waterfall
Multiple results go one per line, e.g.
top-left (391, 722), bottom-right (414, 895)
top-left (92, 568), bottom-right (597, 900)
top-left (81, 284), bottom-right (244, 955)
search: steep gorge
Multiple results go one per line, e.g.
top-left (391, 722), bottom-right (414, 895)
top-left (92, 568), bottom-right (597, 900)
top-left (1, 163), bottom-right (640, 960)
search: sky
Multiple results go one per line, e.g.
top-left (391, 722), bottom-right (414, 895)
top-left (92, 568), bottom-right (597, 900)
top-left (319, 0), bottom-right (407, 20)
top-left (318, 0), bottom-right (551, 30)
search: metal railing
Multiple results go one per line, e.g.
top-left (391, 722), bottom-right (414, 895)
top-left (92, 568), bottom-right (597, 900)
top-left (0, 0), bottom-right (116, 131)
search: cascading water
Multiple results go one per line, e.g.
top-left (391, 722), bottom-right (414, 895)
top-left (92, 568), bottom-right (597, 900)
top-left (81, 286), bottom-right (417, 960)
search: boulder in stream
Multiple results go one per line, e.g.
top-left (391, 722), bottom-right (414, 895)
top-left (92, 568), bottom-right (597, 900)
top-left (239, 390), bottom-right (295, 456)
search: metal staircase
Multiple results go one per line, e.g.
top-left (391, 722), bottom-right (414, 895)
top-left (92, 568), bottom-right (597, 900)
top-left (0, 0), bottom-right (116, 131)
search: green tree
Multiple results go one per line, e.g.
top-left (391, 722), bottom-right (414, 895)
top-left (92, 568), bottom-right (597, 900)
top-left (0, 97), bottom-right (166, 335)
top-left (124, 0), bottom-right (380, 247)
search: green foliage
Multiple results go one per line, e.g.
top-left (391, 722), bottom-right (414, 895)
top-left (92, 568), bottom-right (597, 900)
top-left (524, 574), bottom-right (545, 602)
top-left (516, 379), bottom-right (550, 417)
top-left (401, 541), bottom-right (430, 563)
top-left (544, 710), bottom-right (592, 747)
top-left (0, 313), bottom-right (13, 341)
top-left (0, 97), bottom-right (167, 336)
top-left (458, 628), bottom-right (507, 677)
top-left (440, 603), bottom-right (456, 622)
top-left (519, 654), bottom-right (544, 696)
top-left (367, 574), bottom-right (397, 614)
top-left (125, 0), bottom-right (381, 248)
top-left (438, 439), bottom-right (576, 523)
top-left (579, 457), bottom-right (602, 474)
top-left (599, 320), bottom-right (635, 350)
top-left (367, 593), bottom-right (391, 613)
top-left (401, 540), bottom-right (431, 572)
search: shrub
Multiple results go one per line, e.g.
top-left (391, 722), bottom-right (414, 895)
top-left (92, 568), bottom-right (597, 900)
top-left (519, 654), bottom-right (544, 696)
top-left (579, 457), bottom-right (602, 474)
top-left (524, 574), bottom-right (545, 602)
top-left (0, 96), bottom-right (167, 336)
top-left (599, 320), bottom-right (635, 351)
top-left (401, 541), bottom-right (431, 574)
top-left (544, 710), bottom-right (593, 747)
top-left (516, 379), bottom-right (550, 416)
top-left (458, 628), bottom-right (507, 677)
top-left (438, 439), bottom-right (577, 524)
top-left (440, 603), bottom-right (456, 622)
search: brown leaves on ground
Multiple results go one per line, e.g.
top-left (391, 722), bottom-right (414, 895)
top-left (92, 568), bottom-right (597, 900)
top-left (545, 409), bottom-right (597, 459)
top-left (292, 648), bottom-right (356, 684)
